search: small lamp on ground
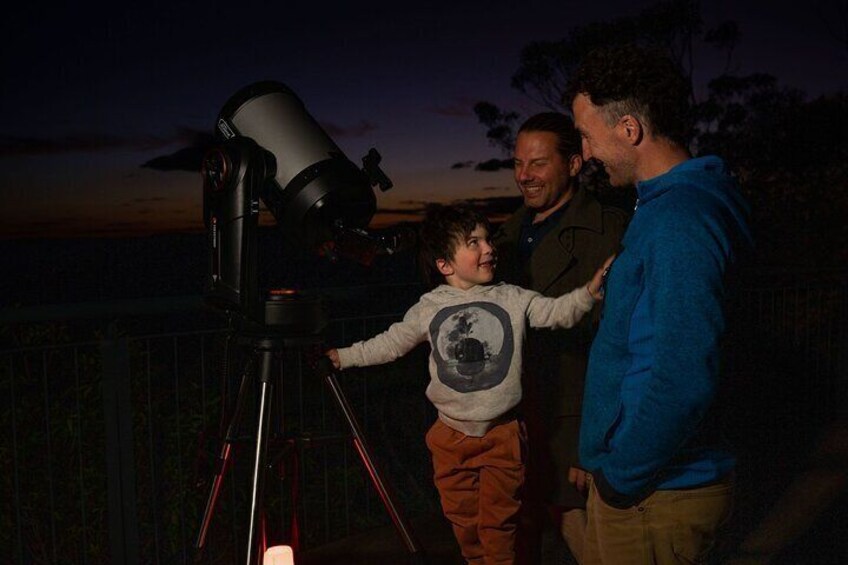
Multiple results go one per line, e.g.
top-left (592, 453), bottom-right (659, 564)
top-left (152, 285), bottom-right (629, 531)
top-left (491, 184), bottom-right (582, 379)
top-left (264, 545), bottom-right (294, 565)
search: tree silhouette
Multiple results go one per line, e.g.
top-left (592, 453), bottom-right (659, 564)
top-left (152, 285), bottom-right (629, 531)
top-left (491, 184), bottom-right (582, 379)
top-left (474, 0), bottom-right (848, 267)
top-left (697, 78), bottom-right (848, 266)
top-left (471, 0), bottom-right (711, 209)
top-left (816, 0), bottom-right (848, 52)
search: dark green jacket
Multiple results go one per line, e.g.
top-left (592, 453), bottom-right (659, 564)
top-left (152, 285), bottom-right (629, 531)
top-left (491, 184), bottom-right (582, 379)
top-left (493, 186), bottom-right (628, 417)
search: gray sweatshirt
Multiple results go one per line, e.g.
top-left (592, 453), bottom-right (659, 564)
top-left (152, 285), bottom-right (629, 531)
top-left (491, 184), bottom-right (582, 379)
top-left (337, 282), bottom-right (594, 436)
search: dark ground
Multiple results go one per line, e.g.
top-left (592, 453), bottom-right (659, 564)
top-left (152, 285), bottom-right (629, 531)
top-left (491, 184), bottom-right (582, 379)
top-left (300, 514), bottom-right (574, 565)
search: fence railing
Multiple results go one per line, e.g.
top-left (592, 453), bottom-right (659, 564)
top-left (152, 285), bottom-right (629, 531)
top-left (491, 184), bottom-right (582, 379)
top-left (1, 288), bottom-right (436, 565)
top-left (2, 276), bottom-right (846, 564)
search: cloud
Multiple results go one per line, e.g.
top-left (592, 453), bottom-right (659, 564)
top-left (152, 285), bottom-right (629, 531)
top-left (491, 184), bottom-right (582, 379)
top-left (140, 128), bottom-right (217, 172)
top-left (376, 196), bottom-right (523, 219)
top-left (462, 196), bottom-right (523, 216)
top-left (428, 96), bottom-right (478, 118)
top-left (129, 197), bottom-right (168, 204)
top-left (378, 205), bottom-right (427, 214)
top-left (451, 159), bottom-right (515, 171)
top-left (2, 216), bottom-right (165, 239)
top-left (475, 158), bottom-right (513, 172)
top-left (380, 199), bottom-right (435, 214)
top-left (0, 127), bottom-right (206, 158)
top-left (320, 120), bottom-right (378, 138)
top-left (142, 145), bottom-right (209, 172)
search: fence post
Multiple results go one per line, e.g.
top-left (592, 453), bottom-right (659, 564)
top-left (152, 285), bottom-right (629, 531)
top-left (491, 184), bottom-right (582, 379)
top-left (101, 323), bottom-right (140, 564)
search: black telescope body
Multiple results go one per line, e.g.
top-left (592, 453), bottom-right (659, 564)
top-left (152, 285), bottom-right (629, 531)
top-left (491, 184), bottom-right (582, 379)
top-left (202, 81), bottom-right (388, 323)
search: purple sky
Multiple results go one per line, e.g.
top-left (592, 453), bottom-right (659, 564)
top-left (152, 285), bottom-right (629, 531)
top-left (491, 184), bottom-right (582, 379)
top-left (1, 0), bottom-right (845, 238)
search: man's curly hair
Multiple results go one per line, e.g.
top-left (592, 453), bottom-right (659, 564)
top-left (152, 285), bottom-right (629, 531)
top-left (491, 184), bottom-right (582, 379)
top-left (418, 203), bottom-right (492, 288)
top-left (566, 44), bottom-right (692, 146)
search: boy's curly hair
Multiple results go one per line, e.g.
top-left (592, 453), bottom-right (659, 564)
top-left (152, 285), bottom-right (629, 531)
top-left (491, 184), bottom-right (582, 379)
top-left (565, 44), bottom-right (692, 146)
top-left (418, 203), bottom-right (492, 288)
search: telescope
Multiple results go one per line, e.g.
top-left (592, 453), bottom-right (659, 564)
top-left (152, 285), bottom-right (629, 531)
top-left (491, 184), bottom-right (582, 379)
top-left (202, 80), bottom-right (394, 329)
top-left (196, 82), bottom-right (425, 564)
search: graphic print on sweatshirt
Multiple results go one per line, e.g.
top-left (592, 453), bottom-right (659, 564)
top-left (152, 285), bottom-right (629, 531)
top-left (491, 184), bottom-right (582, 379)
top-left (429, 301), bottom-right (514, 392)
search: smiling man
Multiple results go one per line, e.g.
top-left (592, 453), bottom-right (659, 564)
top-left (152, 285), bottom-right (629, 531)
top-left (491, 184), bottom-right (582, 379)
top-left (494, 113), bottom-right (627, 564)
top-left (568, 45), bottom-right (754, 565)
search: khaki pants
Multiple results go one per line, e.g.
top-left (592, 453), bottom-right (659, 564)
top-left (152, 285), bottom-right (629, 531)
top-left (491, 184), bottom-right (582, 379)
top-left (426, 418), bottom-right (526, 565)
top-left (583, 476), bottom-right (733, 565)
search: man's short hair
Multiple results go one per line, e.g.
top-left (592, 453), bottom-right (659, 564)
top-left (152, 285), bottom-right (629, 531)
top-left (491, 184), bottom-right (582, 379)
top-left (566, 44), bottom-right (692, 146)
top-left (517, 112), bottom-right (582, 162)
top-left (418, 203), bottom-right (491, 288)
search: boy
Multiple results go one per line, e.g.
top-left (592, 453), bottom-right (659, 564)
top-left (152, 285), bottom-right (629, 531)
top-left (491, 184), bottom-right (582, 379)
top-left (326, 204), bottom-right (609, 565)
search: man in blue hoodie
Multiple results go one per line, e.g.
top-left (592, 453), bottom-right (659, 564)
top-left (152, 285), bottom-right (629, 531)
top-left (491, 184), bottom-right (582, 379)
top-left (568, 45), bottom-right (753, 564)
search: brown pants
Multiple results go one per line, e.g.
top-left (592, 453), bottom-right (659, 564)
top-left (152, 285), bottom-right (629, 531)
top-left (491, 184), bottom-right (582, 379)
top-left (426, 418), bottom-right (526, 565)
top-left (583, 476), bottom-right (734, 565)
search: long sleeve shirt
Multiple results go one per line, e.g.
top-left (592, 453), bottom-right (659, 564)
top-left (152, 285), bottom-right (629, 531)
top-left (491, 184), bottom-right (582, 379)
top-left (338, 282), bottom-right (595, 436)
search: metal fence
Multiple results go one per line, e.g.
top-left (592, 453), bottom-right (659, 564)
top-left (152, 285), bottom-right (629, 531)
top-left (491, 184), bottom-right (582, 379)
top-left (2, 276), bottom-right (847, 564)
top-left (1, 290), bottom-right (436, 565)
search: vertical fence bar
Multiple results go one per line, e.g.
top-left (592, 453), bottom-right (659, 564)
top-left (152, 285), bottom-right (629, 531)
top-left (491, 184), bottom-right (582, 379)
top-left (227, 336), bottom-right (239, 554)
top-left (41, 350), bottom-right (58, 563)
top-left (361, 317), bottom-right (372, 519)
top-left (9, 355), bottom-right (24, 564)
top-left (101, 326), bottom-right (140, 564)
top-left (297, 346), bottom-right (308, 544)
top-left (320, 351), bottom-right (329, 544)
top-left (74, 348), bottom-right (90, 565)
top-left (200, 336), bottom-right (207, 428)
top-left (339, 320), bottom-right (351, 537)
top-left (343, 430), bottom-right (350, 537)
top-left (172, 336), bottom-right (187, 563)
top-left (277, 348), bottom-right (286, 542)
top-left (144, 338), bottom-right (162, 564)
top-left (842, 281), bottom-right (848, 404)
top-left (200, 330), bottom-right (211, 556)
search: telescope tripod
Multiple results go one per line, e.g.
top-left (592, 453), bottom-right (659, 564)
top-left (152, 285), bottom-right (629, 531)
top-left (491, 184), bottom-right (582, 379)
top-left (194, 324), bottom-right (425, 565)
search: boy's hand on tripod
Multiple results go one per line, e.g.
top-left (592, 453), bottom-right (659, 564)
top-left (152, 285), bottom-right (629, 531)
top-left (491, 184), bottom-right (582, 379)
top-left (304, 346), bottom-right (338, 376)
top-left (312, 355), bottom-right (336, 378)
top-left (325, 349), bottom-right (341, 370)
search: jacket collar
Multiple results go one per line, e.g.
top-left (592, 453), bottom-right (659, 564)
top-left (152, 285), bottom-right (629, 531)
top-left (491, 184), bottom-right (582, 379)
top-left (635, 156), bottom-right (727, 205)
top-left (498, 187), bottom-right (605, 293)
top-left (501, 185), bottom-right (604, 238)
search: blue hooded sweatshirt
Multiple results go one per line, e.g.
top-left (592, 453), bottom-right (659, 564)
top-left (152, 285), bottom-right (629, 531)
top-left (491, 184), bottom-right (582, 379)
top-left (579, 155), bottom-right (752, 508)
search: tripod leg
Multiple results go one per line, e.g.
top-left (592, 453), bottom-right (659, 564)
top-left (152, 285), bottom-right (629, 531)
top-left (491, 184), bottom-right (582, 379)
top-left (323, 370), bottom-right (426, 562)
top-left (245, 348), bottom-right (274, 565)
top-left (195, 354), bottom-right (257, 554)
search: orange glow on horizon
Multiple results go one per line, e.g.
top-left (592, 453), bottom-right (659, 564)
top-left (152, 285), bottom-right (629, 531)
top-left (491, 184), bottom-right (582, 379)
top-left (1, 207), bottom-right (514, 241)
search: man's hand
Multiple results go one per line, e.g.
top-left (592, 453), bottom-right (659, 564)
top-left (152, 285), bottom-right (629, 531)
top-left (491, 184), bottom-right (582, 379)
top-left (568, 466), bottom-right (590, 495)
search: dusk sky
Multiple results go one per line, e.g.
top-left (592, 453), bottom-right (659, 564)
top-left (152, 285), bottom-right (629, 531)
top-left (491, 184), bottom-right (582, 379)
top-left (1, 0), bottom-right (846, 239)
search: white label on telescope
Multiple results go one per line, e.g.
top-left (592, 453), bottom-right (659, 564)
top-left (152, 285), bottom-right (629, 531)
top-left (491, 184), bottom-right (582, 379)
top-left (217, 119), bottom-right (235, 139)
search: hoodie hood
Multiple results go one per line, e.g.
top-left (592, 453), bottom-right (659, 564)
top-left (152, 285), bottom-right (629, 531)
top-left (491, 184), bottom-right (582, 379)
top-left (637, 155), bottom-right (754, 251)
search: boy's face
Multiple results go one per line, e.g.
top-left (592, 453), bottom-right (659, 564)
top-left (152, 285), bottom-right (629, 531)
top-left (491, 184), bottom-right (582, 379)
top-left (437, 224), bottom-right (496, 290)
